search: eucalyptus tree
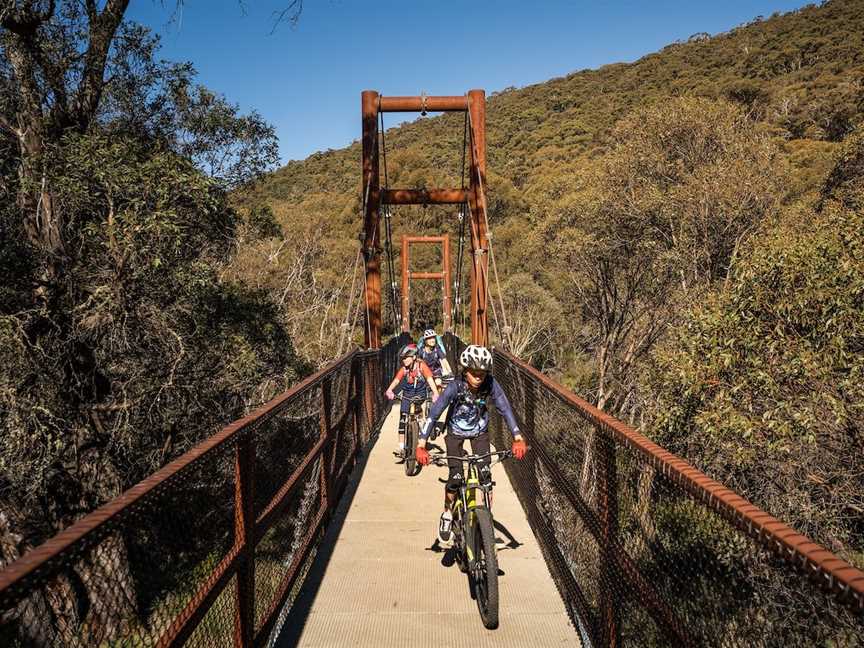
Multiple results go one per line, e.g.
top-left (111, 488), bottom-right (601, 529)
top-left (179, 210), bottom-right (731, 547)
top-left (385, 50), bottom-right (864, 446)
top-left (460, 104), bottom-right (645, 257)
top-left (1, 3), bottom-right (299, 644)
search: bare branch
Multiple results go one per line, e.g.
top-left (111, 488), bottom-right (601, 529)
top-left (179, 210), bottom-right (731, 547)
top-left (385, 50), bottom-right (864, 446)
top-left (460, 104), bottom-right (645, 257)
top-left (270, 0), bottom-right (302, 33)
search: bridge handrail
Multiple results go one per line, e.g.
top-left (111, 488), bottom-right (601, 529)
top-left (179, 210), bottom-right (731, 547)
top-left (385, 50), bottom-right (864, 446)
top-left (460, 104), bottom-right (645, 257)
top-left (489, 344), bottom-right (864, 647)
top-left (0, 338), bottom-right (404, 647)
top-left (0, 349), bottom-right (357, 599)
top-left (497, 348), bottom-right (864, 607)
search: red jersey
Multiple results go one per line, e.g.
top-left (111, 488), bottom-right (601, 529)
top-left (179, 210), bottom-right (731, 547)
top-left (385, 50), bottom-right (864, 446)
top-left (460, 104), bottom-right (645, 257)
top-left (394, 360), bottom-right (434, 387)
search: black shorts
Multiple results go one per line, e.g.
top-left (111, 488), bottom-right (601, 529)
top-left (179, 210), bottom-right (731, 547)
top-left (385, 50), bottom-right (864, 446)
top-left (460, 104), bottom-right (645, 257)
top-left (445, 432), bottom-right (491, 490)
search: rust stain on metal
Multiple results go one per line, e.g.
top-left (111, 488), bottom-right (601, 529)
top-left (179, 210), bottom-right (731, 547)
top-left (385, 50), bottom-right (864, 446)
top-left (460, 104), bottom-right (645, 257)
top-left (381, 188), bottom-right (469, 205)
top-left (0, 350), bottom-right (358, 598)
top-left (361, 90), bottom-right (382, 349)
top-left (378, 95), bottom-right (469, 112)
top-left (467, 89), bottom-right (488, 346)
top-left (234, 436), bottom-right (255, 648)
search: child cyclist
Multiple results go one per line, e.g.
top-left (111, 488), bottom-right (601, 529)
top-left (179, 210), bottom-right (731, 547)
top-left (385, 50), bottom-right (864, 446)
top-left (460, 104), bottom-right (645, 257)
top-left (417, 328), bottom-right (450, 384)
top-left (415, 344), bottom-right (527, 545)
top-left (385, 344), bottom-right (440, 459)
top-left (417, 329), bottom-right (452, 439)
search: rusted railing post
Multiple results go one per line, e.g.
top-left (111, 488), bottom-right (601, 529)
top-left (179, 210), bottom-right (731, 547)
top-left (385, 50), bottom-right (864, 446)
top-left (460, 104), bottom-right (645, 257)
top-left (366, 359), bottom-right (378, 430)
top-left (319, 377), bottom-right (333, 514)
top-left (361, 361), bottom-right (371, 438)
top-left (352, 358), bottom-right (363, 450)
top-left (597, 431), bottom-right (621, 648)
top-left (233, 434), bottom-right (255, 648)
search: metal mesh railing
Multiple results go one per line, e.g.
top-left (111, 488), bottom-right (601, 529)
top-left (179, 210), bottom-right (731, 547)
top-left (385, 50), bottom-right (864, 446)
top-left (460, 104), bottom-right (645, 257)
top-left (4, 332), bottom-right (862, 647)
top-left (490, 347), bottom-right (864, 647)
top-left (442, 331), bottom-right (466, 378)
top-left (0, 344), bottom-right (400, 648)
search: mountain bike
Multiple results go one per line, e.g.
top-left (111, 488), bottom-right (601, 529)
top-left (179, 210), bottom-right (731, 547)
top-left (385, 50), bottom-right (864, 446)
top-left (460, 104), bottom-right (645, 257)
top-left (430, 449), bottom-right (513, 629)
top-left (395, 394), bottom-right (427, 476)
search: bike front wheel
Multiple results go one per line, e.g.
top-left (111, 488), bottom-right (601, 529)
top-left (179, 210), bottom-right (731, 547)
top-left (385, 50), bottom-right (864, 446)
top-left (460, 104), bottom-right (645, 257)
top-left (405, 418), bottom-right (419, 476)
top-left (471, 507), bottom-right (499, 629)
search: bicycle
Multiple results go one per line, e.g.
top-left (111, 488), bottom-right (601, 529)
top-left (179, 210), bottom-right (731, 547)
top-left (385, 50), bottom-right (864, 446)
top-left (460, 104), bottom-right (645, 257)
top-left (394, 394), bottom-right (428, 477)
top-left (429, 449), bottom-right (513, 629)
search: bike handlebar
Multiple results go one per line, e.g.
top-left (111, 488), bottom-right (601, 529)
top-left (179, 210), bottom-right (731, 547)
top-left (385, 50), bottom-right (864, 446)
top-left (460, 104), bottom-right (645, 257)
top-left (392, 394), bottom-right (428, 403)
top-left (429, 449), bottom-right (514, 466)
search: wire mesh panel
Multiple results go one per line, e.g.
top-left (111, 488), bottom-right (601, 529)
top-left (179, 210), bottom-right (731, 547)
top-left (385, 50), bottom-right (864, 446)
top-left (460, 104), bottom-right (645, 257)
top-left (0, 346), bottom-right (391, 648)
top-left (490, 347), bottom-right (864, 647)
top-left (7, 335), bottom-right (857, 647)
top-left (442, 331), bottom-right (466, 373)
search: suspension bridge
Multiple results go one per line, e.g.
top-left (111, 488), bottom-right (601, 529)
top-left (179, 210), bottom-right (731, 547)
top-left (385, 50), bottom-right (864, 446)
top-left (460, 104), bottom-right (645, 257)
top-left (0, 92), bottom-right (862, 648)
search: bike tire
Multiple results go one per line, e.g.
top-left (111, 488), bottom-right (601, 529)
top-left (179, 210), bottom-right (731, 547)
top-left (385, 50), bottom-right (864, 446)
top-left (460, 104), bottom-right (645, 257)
top-left (453, 513), bottom-right (468, 574)
top-left (405, 418), bottom-right (418, 476)
top-left (471, 507), bottom-right (499, 629)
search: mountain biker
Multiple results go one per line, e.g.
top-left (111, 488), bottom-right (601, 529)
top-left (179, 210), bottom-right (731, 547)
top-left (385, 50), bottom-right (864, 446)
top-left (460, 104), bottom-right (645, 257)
top-left (385, 344), bottom-right (440, 459)
top-left (417, 329), bottom-right (452, 440)
top-left (415, 344), bottom-right (527, 545)
top-left (417, 329), bottom-right (449, 382)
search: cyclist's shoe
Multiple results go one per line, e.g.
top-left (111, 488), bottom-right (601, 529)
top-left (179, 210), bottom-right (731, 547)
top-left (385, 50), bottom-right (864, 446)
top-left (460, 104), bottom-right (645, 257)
top-left (446, 472), bottom-right (464, 493)
top-left (393, 447), bottom-right (406, 462)
top-left (438, 510), bottom-right (453, 547)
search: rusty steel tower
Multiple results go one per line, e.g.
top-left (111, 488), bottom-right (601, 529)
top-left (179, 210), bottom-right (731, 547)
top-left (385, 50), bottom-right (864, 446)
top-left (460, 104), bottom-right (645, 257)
top-left (360, 90), bottom-right (489, 348)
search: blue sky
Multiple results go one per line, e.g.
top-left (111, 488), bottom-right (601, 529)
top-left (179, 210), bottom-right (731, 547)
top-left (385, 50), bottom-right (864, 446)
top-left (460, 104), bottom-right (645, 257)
top-left (128, 0), bottom-right (810, 164)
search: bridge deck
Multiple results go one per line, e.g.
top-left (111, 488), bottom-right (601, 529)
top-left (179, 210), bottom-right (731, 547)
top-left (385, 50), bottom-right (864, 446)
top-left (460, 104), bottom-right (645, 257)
top-left (276, 407), bottom-right (577, 647)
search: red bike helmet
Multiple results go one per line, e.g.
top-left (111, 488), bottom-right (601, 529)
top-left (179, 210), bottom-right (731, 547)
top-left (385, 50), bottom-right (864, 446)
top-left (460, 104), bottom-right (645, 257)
top-left (400, 343), bottom-right (419, 358)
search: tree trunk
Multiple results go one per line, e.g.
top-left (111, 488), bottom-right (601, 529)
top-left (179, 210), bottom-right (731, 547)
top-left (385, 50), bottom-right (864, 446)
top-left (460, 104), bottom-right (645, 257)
top-left (1, 510), bottom-right (58, 648)
top-left (17, 130), bottom-right (65, 307)
top-left (2, 509), bottom-right (139, 647)
top-left (73, 533), bottom-right (138, 645)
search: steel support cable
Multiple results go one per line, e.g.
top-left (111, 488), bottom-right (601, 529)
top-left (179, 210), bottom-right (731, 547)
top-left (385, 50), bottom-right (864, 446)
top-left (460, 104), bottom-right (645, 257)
top-left (348, 267), bottom-right (365, 348)
top-left (336, 247), bottom-right (363, 356)
top-left (361, 249), bottom-right (372, 348)
top-left (382, 205), bottom-right (399, 330)
top-left (467, 202), bottom-right (502, 343)
top-left (466, 99), bottom-right (513, 349)
top-left (481, 251), bottom-right (504, 344)
top-left (378, 106), bottom-right (401, 331)
top-left (357, 174), bottom-right (374, 348)
top-left (453, 204), bottom-right (467, 330)
top-left (451, 111), bottom-right (469, 332)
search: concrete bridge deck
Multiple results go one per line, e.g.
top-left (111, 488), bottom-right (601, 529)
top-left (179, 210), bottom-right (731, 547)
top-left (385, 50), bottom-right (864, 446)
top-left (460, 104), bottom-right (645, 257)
top-left (276, 406), bottom-right (577, 647)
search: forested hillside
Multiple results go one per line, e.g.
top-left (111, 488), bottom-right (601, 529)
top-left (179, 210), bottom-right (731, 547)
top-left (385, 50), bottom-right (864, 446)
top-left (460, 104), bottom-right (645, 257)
top-left (233, 0), bottom-right (864, 567)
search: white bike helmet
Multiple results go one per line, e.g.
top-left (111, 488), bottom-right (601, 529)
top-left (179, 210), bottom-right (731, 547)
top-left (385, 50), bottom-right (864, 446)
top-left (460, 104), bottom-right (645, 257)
top-left (459, 345), bottom-right (493, 371)
top-left (423, 329), bottom-right (437, 340)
